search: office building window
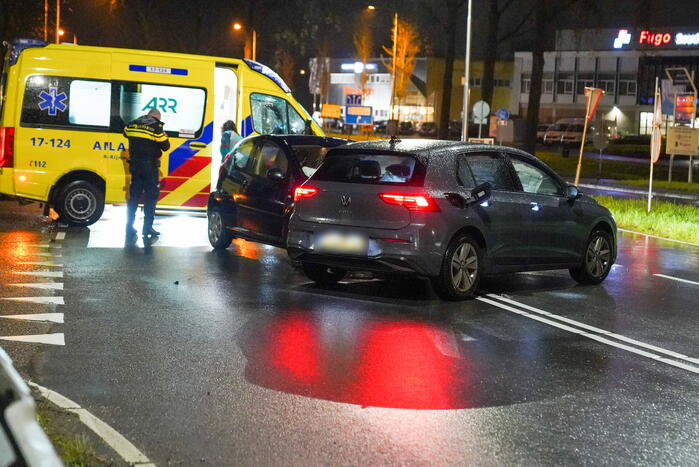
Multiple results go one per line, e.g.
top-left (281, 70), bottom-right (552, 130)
top-left (521, 77), bottom-right (531, 93)
top-left (619, 80), bottom-right (637, 96)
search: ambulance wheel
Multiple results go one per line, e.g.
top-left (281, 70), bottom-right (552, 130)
top-left (54, 180), bottom-right (105, 227)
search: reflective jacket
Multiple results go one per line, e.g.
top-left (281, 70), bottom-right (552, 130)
top-left (123, 115), bottom-right (170, 166)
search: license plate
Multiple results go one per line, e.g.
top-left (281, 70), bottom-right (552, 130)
top-left (315, 231), bottom-right (367, 255)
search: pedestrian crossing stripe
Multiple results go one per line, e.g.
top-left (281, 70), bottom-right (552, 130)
top-left (0, 313), bottom-right (64, 323)
top-left (15, 271), bottom-right (63, 278)
top-left (0, 333), bottom-right (65, 346)
top-left (1, 296), bottom-right (64, 305)
top-left (9, 283), bottom-right (64, 290)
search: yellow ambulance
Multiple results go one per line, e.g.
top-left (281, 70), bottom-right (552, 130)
top-left (0, 38), bottom-right (322, 225)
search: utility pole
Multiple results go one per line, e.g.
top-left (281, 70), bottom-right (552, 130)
top-left (44, 0), bottom-right (48, 42)
top-left (55, 0), bottom-right (60, 44)
top-left (461, 0), bottom-right (473, 141)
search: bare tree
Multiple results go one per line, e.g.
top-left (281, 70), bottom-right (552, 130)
top-left (383, 18), bottom-right (420, 120)
top-left (420, 0), bottom-right (465, 138)
top-left (274, 48), bottom-right (296, 91)
top-left (480, 0), bottom-right (535, 107)
top-left (353, 17), bottom-right (373, 96)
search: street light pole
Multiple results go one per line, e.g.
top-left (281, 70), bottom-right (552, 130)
top-left (389, 12), bottom-right (398, 123)
top-left (44, 0), bottom-right (48, 42)
top-left (55, 0), bottom-right (60, 44)
top-left (461, 0), bottom-right (472, 142)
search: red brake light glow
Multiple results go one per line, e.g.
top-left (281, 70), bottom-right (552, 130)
top-left (378, 193), bottom-right (439, 212)
top-left (0, 127), bottom-right (15, 168)
top-left (294, 186), bottom-right (318, 202)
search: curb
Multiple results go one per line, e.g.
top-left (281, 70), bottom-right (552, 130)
top-left (580, 183), bottom-right (699, 201)
top-left (28, 381), bottom-right (155, 466)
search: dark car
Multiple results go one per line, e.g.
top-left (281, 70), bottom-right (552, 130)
top-left (374, 120), bottom-right (387, 134)
top-left (399, 121), bottom-right (416, 135)
top-left (207, 135), bottom-right (348, 249)
top-left (448, 120), bottom-right (462, 139)
top-left (418, 122), bottom-right (437, 137)
top-left (287, 139), bottom-right (616, 300)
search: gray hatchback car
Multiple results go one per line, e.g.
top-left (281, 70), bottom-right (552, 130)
top-left (287, 139), bottom-right (616, 300)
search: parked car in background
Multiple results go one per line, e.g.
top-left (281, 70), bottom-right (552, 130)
top-left (418, 122), bottom-right (438, 137)
top-left (448, 120), bottom-right (462, 139)
top-left (543, 118), bottom-right (585, 144)
top-left (374, 120), bottom-right (387, 134)
top-left (399, 121), bottom-right (416, 135)
top-left (287, 139), bottom-right (617, 300)
top-left (207, 135), bottom-right (348, 249)
top-left (537, 123), bottom-right (553, 142)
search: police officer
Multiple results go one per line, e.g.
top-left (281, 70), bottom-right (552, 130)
top-left (123, 108), bottom-right (170, 241)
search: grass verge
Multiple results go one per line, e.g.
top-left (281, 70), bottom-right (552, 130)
top-left (593, 195), bottom-right (699, 244)
top-left (536, 151), bottom-right (662, 180)
top-left (34, 394), bottom-right (124, 466)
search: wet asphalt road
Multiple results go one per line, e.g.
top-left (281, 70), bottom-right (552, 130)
top-left (1, 201), bottom-right (698, 465)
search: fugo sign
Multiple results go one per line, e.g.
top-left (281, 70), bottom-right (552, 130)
top-left (612, 29), bottom-right (699, 49)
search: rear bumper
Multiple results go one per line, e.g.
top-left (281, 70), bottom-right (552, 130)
top-left (286, 220), bottom-right (445, 277)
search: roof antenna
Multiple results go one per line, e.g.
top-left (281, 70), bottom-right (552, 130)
top-left (389, 134), bottom-right (401, 150)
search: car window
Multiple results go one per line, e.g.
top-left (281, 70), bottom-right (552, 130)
top-left (456, 158), bottom-right (476, 189)
top-left (313, 153), bottom-right (425, 186)
top-left (229, 140), bottom-right (256, 174)
top-left (251, 141), bottom-right (288, 177)
top-left (250, 93), bottom-right (306, 135)
top-left (510, 157), bottom-right (563, 196)
top-left (461, 153), bottom-right (516, 191)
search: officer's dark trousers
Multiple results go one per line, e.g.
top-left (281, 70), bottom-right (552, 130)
top-left (126, 163), bottom-right (159, 234)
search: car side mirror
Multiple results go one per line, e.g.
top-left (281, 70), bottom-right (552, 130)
top-left (267, 168), bottom-right (286, 182)
top-left (304, 119), bottom-right (314, 135)
top-left (470, 182), bottom-right (492, 204)
top-left (566, 184), bottom-right (581, 199)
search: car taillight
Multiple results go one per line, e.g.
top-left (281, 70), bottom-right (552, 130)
top-left (378, 193), bottom-right (440, 212)
top-left (294, 186), bottom-right (318, 202)
top-left (0, 127), bottom-right (14, 168)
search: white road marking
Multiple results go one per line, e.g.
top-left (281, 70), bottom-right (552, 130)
top-left (54, 231), bottom-right (66, 240)
top-left (0, 333), bottom-right (65, 345)
top-left (22, 252), bottom-right (62, 257)
top-left (0, 313), bottom-right (64, 324)
top-left (27, 243), bottom-right (61, 249)
top-left (618, 228), bottom-right (699, 248)
top-left (654, 273), bottom-right (699, 286)
top-left (15, 271), bottom-right (63, 278)
top-left (1, 296), bottom-right (64, 305)
top-left (485, 294), bottom-right (699, 366)
top-left (9, 282), bottom-right (64, 290)
top-left (28, 382), bottom-right (153, 465)
top-left (17, 261), bottom-right (63, 267)
top-left (477, 297), bottom-right (699, 375)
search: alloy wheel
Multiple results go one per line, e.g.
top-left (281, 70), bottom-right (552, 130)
top-left (209, 211), bottom-right (222, 243)
top-left (450, 242), bottom-right (478, 292)
top-left (585, 235), bottom-right (611, 278)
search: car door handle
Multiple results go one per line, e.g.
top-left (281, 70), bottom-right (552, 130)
top-left (530, 202), bottom-right (542, 212)
top-left (189, 142), bottom-right (207, 149)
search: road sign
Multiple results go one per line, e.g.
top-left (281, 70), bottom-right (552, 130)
top-left (320, 104), bottom-right (342, 119)
top-left (583, 87), bottom-right (604, 120)
top-left (344, 105), bottom-right (373, 125)
top-left (666, 127), bottom-right (699, 156)
top-left (472, 101), bottom-right (490, 124)
top-left (345, 94), bottom-right (363, 106)
top-left (674, 93), bottom-right (697, 124)
top-left (495, 108), bottom-right (510, 121)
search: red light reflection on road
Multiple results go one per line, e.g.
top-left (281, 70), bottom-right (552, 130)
top-left (243, 312), bottom-right (471, 410)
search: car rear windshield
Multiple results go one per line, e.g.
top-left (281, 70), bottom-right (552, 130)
top-left (312, 153), bottom-right (426, 186)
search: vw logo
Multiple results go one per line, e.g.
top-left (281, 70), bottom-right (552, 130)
top-left (340, 194), bottom-right (351, 207)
